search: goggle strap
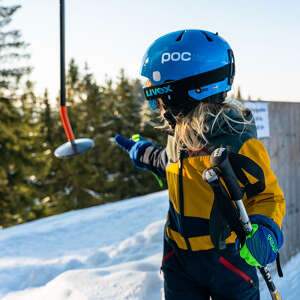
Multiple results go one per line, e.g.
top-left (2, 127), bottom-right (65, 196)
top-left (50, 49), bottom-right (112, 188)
top-left (143, 64), bottom-right (231, 101)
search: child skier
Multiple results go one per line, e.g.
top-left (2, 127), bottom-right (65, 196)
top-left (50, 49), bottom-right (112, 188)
top-left (115, 29), bottom-right (285, 300)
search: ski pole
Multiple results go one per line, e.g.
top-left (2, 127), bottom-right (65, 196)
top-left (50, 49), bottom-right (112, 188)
top-left (203, 167), bottom-right (282, 300)
top-left (208, 147), bottom-right (282, 300)
top-left (54, 0), bottom-right (94, 158)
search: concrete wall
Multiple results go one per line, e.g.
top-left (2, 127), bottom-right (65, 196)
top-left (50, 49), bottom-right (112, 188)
top-left (257, 101), bottom-right (300, 264)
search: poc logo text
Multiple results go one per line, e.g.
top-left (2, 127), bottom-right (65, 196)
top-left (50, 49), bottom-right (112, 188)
top-left (161, 52), bottom-right (191, 64)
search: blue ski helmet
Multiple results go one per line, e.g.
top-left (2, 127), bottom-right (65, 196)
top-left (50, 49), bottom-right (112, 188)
top-left (140, 29), bottom-right (235, 117)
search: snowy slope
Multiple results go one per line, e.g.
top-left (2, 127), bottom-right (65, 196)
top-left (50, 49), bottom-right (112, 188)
top-left (0, 190), bottom-right (299, 300)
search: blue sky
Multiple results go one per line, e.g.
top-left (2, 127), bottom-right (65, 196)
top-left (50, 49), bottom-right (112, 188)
top-left (3, 0), bottom-right (300, 103)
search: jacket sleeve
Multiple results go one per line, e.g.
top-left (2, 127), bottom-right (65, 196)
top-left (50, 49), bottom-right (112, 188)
top-left (238, 138), bottom-right (286, 233)
top-left (138, 145), bottom-right (168, 179)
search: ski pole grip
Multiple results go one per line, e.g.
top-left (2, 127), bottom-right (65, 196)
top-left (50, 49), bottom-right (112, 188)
top-left (202, 167), bottom-right (219, 185)
top-left (202, 167), bottom-right (223, 197)
top-left (210, 148), bottom-right (243, 201)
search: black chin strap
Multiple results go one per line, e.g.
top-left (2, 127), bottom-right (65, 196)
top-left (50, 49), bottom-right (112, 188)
top-left (163, 111), bottom-right (177, 129)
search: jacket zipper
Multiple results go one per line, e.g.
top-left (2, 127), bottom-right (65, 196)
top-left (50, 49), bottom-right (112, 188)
top-left (219, 256), bottom-right (254, 287)
top-left (178, 151), bottom-right (192, 251)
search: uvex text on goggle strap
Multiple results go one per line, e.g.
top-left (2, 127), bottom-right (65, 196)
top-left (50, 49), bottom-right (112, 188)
top-left (143, 50), bottom-right (235, 113)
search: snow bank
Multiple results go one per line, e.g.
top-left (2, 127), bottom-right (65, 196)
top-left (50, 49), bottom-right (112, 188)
top-left (0, 191), bottom-right (168, 299)
top-left (2, 254), bottom-right (164, 300)
top-left (0, 189), bottom-right (299, 300)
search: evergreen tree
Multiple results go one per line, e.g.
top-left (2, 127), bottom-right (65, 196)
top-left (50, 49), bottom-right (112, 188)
top-left (106, 70), bottom-right (164, 199)
top-left (38, 60), bottom-right (106, 213)
top-left (0, 94), bottom-right (22, 226)
top-left (17, 81), bottom-right (46, 221)
top-left (27, 88), bottom-right (60, 218)
top-left (40, 89), bottom-right (56, 146)
top-left (0, 3), bottom-right (33, 227)
top-left (40, 60), bottom-right (86, 212)
top-left (0, 55), bottom-right (166, 226)
top-left (0, 1), bottom-right (171, 226)
top-left (62, 61), bottom-right (108, 208)
top-left (50, 67), bottom-right (165, 209)
top-left (0, 3), bottom-right (31, 89)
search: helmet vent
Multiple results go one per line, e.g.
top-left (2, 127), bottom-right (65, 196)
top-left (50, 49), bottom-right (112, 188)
top-left (202, 31), bottom-right (213, 42)
top-left (176, 31), bottom-right (185, 41)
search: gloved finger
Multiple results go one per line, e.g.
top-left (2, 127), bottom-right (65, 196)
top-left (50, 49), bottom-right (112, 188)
top-left (114, 135), bottom-right (135, 152)
top-left (131, 134), bottom-right (142, 142)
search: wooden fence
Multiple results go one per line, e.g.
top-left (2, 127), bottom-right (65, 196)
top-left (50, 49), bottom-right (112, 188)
top-left (256, 101), bottom-right (300, 265)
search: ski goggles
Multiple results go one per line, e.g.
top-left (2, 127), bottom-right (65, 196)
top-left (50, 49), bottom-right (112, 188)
top-left (144, 63), bottom-right (231, 96)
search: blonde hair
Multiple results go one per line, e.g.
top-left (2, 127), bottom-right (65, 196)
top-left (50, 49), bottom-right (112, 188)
top-left (170, 98), bottom-right (253, 151)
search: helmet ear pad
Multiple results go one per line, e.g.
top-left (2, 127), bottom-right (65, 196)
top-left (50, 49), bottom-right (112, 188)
top-left (161, 91), bottom-right (227, 118)
top-left (201, 92), bottom-right (227, 105)
top-left (160, 93), bottom-right (199, 117)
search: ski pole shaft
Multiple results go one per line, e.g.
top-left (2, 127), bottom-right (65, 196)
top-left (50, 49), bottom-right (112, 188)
top-left (60, 0), bottom-right (66, 107)
top-left (210, 147), bottom-right (282, 300)
top-left (259, 267), bottom-right (282, 300)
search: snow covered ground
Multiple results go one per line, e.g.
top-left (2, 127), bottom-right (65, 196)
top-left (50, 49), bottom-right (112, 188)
top-left (0, 190), bottom-right (299, 300)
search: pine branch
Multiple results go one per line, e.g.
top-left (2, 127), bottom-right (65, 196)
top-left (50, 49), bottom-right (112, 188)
top-left (0, 41), bottom-right (27, 49)
top-left (0, 5), bottom-right (21, 18)
top-left (0, 67), bottom-right (31, 77)
top-left (0, 53), bottom-right (30, 62)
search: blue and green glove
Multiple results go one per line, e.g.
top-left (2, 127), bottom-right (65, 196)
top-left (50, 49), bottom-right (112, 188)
top-left (114, 134), bottom-right (163, 187)
top-left (236, 214), bottom-right (284, 267)
top-left (115, 134), bottom-right (152, 170)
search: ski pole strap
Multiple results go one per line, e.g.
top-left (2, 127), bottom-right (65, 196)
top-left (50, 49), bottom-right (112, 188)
top-left (276, 253), bottom-right (283, 278)
top-left (210, 148), bottom-right (252, 233)
top-left (152, 172), bottom-right (163, 187)
top-left (227, 151), bottom-right (265, 199)
top-left (131, 134), bottom-right (163, 187)
top-left (202, 167), bottom-right (247, 247)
